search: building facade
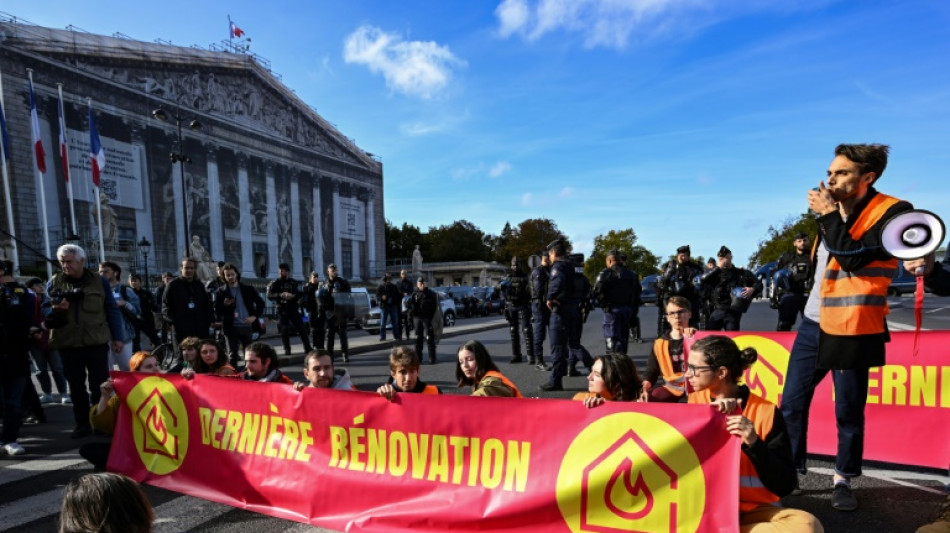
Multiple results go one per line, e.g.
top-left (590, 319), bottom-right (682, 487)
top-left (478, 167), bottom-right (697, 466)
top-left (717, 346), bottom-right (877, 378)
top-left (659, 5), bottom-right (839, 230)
top-left (0, 20), bottom-right (384, 281)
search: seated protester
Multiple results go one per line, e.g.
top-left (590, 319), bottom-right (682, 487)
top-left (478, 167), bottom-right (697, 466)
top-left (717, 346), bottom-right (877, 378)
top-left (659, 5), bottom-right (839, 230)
top-left (573, 353), bottom-right (642, 408)
top-left (59, 472), bottom-right (154, 533)
top-left (686, 335), bottom-right (823, 533)
top-left (81, 351), bottom-right (160, 471)
top-left (165, 336), bottom-right (200, 374)
top-left (182, 338), bottom-right (237, 379)
top-left (241, 341), bottom-right (292, 384)
top-left (293, 349), bottom-right (355, 391)
top-left (456, 340), bottom-right (522, 398)
top-left (377, 346), bottom-right (441, 401)
top-left (641, 295), bottom-right (696, 402)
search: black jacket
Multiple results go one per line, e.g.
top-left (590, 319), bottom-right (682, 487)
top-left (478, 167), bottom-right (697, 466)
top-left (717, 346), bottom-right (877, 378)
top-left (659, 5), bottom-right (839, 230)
top-left (214, 283), bottom-right (265, 334)
top-left (162, 277), bottom-right (214, 339)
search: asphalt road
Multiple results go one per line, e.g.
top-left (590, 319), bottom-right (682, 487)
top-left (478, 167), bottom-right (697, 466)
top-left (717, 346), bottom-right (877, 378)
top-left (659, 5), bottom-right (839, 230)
top-left (2, 295), bottom-right (947, 532)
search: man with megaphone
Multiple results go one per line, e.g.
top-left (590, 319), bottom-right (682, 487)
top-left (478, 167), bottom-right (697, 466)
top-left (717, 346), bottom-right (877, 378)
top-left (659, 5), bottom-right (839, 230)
top-left (904, 251), bottom-right (950, 296)
top-left (780, 144), bottom-right (914, 513)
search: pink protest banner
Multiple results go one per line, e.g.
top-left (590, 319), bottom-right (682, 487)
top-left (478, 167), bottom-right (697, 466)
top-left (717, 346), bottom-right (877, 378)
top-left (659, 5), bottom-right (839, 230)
top-left (691, 330), bottom-right (950, 469)
top-left (108, 373), bottom-right (740, 532)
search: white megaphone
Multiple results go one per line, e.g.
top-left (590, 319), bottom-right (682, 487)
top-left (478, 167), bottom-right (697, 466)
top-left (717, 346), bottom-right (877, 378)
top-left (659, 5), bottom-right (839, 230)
top-left (881, 210), bottom-right (945, 266)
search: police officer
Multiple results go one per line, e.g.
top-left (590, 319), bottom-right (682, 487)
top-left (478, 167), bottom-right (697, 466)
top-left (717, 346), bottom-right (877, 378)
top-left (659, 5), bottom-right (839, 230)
top-left (376, 273), bottom-right (402, 341)
top-left (619, 252), bottom-right (644, 343)
top-left (529, 252), bottom-right (551, 370)
top-left (656, 245), bottom-right (704, 336)
top-left (266, 263), bottom-right (312, 356)
top-left (301, 271), bottom-right (325, 350)
top-left (593, 249), bottom-right (640, 355)
top-left (409, 277), bottom-right (439, 364)
top-left (397, 269), bottom-right (414, 341)
top-left (499, 257), bottom-right (534, 364)
top-left (323, 264), bottom-right (352, 362)
top-left (772, 232), bottom-right (812, 331)
top-left (0, 259), bottom-right (41, 455)
top-left (539, 239), bottom-right (592, 392)
top-left (701, 246), bottom-right (762, 331)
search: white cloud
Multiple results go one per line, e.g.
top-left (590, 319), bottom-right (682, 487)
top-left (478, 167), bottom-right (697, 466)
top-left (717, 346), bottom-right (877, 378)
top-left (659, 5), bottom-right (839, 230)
top-left (343, 25), bottom-right (465, 99)
top-left (496, 0), bottom-right (531, 38)
top-left (520, 192), bottom-right (533, 206)
top-left (401, 121), bottom-right (444, 136)
top-left (489, 161), bottom-right (513, 178)
top-left (559, 186), bottom-right (575, 197)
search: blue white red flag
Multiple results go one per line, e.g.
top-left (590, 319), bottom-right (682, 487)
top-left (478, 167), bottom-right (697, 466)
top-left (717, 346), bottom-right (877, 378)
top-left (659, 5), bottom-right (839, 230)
top-left (229, 20), bottom-right (245, 39)
top-left (29, 78), bottom-right (46, 173)
top-left (88, 102), bottom-right (105, 188)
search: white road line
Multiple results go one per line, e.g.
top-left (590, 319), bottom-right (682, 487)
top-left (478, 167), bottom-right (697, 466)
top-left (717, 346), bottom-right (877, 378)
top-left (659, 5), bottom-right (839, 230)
top-left (0, 488), bottom-right (64, 530)
top-left (0, 450), bottom-right (87, 485)
top-left (810, 467), bottom-right (947, 495)
top-left (152, 495), bottom-right (237, 533)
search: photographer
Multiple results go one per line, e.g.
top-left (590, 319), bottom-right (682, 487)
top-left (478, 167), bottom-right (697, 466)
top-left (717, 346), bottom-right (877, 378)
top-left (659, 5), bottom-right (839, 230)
top-left (42, 244), bottom-right (124, 439)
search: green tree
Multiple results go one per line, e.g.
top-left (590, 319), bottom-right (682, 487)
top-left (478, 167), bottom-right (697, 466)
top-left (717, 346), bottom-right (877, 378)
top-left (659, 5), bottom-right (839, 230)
top-left (425, 220), bottom-right (490, 262)
top-left (385, 220), bottom-right (423, 261)
top-left (487, 221), bottom-right (513, 262)
top-left (583, 228), bottom-right (661, 281)
top-left (748, 212), bottom-right (818, 268)
top-left (502, 218), bottom-right (570, 264)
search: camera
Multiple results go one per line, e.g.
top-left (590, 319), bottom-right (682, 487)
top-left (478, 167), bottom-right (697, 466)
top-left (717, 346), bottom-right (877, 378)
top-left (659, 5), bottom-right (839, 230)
top-left (49, 287), bottom-right (84, 305)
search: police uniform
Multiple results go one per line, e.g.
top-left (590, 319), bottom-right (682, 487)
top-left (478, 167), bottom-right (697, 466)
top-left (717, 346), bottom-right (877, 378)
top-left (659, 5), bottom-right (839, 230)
top-left (409, 278), bottom-right (439, 364)
top-left (499, 259), bottom-right (534, 364)
top-left (593, 251), bottom-right (640, 355)
top-left (656, 246), bottom-right (704, 335)
top-left (540, 243), bottom-right (593, 391)
top-left (773, 234), bottom-right (812, 331)
top-left (266, 266), bottom-right (312, 356)
top-left (529, 256), bottom-right (550, 370)
top-left (301, 276), bottom-right (326, 350)
top-left (322, 268), bottom-right (352, 362)
top-left (0, 272), bottom-right (40, 452)
top-left (701, 246), bottom-right (762, 331)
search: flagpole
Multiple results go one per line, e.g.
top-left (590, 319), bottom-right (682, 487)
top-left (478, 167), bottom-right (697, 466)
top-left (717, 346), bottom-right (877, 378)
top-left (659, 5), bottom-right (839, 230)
top-left (0, 67), bottom-right (19, 273)
top-left (27, 69), bottom-right (53, 279)
top-left (57, 83), bottom-right (77, 238)
top-left (89, 98), bottom-right (105, 263)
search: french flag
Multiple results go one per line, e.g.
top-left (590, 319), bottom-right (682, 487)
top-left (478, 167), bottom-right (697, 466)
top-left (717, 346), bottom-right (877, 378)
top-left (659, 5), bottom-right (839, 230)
top-left (229, 20), bottom-right (245, 39)
top-left (28, 78), bottom-right (46, 174)
top-left (58, 95), bottom-right (69, 183)
top-left (88, 102), bottom-right (105, 188)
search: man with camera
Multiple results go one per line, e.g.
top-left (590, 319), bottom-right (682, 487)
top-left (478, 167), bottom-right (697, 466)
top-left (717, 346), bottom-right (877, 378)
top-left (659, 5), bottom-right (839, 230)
top-left (43, 245), bottom-right (124, 439)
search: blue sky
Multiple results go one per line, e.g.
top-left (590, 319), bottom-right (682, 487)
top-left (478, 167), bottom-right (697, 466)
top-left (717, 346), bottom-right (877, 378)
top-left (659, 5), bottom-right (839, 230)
top-left (5, 1), bottom-right (950, 265)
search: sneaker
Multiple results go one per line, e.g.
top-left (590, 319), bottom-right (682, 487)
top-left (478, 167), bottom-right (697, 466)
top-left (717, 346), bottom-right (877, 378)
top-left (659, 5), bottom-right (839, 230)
top-left (1, 442), bottom-right (26, 456)
top-left (61, 394), bottom-right (72, 405)
top-left (832, 482), bottom-right (858, 511)
top-left (916, 495), bottom-right (950, 533)
top-left (38, 393), bottom-right (55, 405)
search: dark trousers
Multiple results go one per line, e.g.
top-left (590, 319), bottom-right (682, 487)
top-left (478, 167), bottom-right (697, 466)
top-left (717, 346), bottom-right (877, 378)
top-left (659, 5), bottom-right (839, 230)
top-left (132, 320), bottom-right (160, 352)
top-left (327, 319), bottom-right (349, 358)
top-left (506, 304), bottom-right (534, 359)
top-left (224, 327), bottom-right (255, 367)
top-left (309, 314), bottom-right (326, 350)
top-left (1, 373), bottom-right (27, 443)
top-left (780, 317), bottom-right (870, 477)
top-left (414, 317), bottom-right (436, 362)
top-left (278, 309), bottom-right (312, 354)
top-left (30, 346), bottom-right (68, 395)
top-left (603, 305), bottom-right (633, 355)
top-left (531, 302), bottom-right (549, 363)
top-left (777, 292), bottom-right (807, 331)
top-left (380, 305), bottom-right (401, 341)
top-left (546, 304), bottom-right (587, 388)
top-left (60, 344), bottom-right (109, 429)
top-left (706, 307), bottom-right (742, 331)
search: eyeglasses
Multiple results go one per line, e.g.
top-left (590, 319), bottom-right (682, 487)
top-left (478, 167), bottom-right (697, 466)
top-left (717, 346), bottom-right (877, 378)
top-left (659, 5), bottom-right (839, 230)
top-left (685, 364), bottom-right (714, 374)
top-left (666, 310), bottom-right (689, 317)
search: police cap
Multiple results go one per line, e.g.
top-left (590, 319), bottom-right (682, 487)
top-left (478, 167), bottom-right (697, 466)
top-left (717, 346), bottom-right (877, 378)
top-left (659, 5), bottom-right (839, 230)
top-left (794, 231), bottom-right (809, 240)
top-left (717, 246), bottom-right (732, 258)
top-left (606, 249), bottom-right (620, 259)
top-left (676, 245), bottom-right (691, 255)
top-left (417, 276), bottom-right (426, 284)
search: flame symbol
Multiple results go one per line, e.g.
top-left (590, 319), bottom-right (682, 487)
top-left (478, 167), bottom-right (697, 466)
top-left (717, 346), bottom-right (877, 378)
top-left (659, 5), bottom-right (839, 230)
top-left (744, 354), bottom-right (784, 402)
top-left (604, 457), bottom-right (654, 520)
top-left (146, 404), bottom-right (169, 446)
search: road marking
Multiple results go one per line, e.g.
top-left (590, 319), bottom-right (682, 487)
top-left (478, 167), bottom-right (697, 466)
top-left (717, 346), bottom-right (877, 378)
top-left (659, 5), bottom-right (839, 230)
top-left (0, 450), bottom-right (87, 485)
top-left (0, 488), bottom-right (64, 530)
top-left (810, 467), bottom-right (947, 495)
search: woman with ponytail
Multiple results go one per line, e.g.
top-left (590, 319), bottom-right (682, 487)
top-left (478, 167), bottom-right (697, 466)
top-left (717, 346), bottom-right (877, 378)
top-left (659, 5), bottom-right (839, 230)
top-left (686, 335), bottom-right (823, 533)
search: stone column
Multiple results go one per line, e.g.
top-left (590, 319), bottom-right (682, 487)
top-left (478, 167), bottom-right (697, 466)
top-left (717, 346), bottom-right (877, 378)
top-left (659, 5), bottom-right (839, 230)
top-left (366, 189), bottom-right (376, 279)
top-left (266, 162), bottom-right (278, 278)
top-left (289, 169), bottom-right (302, 278)
top-left (206, 145), bottom-right (224, 261)
top-left (237, 154), bottom-right (254, 278)
top-left (173, 156), bottom-right (186, 259)
top-left (332, 181), bottom-right (342, 271)
top-left (312, 177), bottom-right (324, 273)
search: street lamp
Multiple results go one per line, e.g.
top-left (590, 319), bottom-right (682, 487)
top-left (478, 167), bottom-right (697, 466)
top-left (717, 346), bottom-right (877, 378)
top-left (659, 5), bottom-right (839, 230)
top-left (137, 236), bottom-right (152, 291)
top-left (151, 107), bottom-right (202, 258)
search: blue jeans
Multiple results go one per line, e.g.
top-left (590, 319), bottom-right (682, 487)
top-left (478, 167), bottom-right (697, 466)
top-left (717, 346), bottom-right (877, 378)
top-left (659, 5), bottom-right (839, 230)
top-left (30, 346), bottom-right (68, 395)
top-left (603, 305), bottom-right (633, 354)
top-left (780, 317), bottom-right (869, 477)
top-left (380, 305), bottom-right (401, 340)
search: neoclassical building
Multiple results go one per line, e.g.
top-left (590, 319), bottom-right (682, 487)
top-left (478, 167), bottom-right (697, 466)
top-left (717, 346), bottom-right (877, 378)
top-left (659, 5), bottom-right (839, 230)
top-left (0, 20), bottom-right (383, 281)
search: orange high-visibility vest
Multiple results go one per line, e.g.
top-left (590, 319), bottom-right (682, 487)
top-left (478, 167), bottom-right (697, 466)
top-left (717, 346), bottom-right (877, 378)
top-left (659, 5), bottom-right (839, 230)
top-left (688, 390), bottom-right (782, 512)
top-left (819, 193), bottom-right (900, 336)
top-left (482, 370), bottom-right (523, 398)
top-left (653, 339), bottom-right (686, 396)
top-left (421, 384), bottom-right (440, 395)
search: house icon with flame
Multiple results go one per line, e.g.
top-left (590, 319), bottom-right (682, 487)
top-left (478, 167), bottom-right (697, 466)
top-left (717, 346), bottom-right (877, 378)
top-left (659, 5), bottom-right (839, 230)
top-left (135, 388), bottom-right (180, 461)
top-left (580, 429), bottom-right (681, 533)
top-left (735, 335), bottom-right (790, 405)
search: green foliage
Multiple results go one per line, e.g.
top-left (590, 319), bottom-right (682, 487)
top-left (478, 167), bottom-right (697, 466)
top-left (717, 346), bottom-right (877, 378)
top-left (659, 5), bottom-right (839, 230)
top-left (424, 220), bottom-right (490, 262)
top-left (748, 211), bottom-right (818, 268)
top-left (501, 219), bottom-right (569, 264)
top-left (385, 220), bottom-right (423, 261)
top-left (583, 228), bottom-right (661, 281)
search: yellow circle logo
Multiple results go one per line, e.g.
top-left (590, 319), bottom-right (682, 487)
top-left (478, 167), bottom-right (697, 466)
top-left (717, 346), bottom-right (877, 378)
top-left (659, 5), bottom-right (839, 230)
top-left (556, 412), bottom-right (705, 533)
top-left (126, 376), bottom-right (188, 475)
top-left (734, 335), bottom-right (790, 405)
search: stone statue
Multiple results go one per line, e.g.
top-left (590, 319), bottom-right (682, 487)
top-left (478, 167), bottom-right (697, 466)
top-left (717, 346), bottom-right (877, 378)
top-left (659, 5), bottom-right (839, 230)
top-left (190, 235), bottom-right (216, 283)
top-left (412, 245), bottom-right (423, 275)
top-left (99, 195), bottom-right (118, 246)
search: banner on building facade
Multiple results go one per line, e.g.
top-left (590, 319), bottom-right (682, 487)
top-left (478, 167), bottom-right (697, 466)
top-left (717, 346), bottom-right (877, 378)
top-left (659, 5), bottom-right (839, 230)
top-left (691, 330), bottom-right (950, 469)
top-left (336, 196), bottom-right (365, 241)
top-left (65, 129), bottom-right (144, 209)
top-left (108, 373), bottom-right (740, 532)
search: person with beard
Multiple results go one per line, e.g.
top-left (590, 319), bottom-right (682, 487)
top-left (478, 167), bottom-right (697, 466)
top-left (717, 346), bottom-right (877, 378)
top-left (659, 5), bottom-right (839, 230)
top-left (214, 263), bottom-right (265, 367)
top-left (162, 258), bottom-right (214, 343)
top-left (701, 246), bottom-right (761, 331)
top-left (241, 342), bottom-right (292, 384)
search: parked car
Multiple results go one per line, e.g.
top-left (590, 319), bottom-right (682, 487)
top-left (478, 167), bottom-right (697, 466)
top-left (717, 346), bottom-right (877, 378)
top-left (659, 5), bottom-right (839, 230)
top-left (640, 274), bottom-right (658, 305)
top-left (367, 291), bottom-right (456, 336)
top-left (472, 286), bottom-right (505, 316)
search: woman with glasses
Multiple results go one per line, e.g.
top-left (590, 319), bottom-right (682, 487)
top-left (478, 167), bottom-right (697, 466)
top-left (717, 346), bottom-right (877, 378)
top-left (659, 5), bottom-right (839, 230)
top-left (640, 296), bottom-right (696, 402)
top-left (573, 353), bottom-right (642, 408)
top-left (687, 335), bottom-right (823, 533)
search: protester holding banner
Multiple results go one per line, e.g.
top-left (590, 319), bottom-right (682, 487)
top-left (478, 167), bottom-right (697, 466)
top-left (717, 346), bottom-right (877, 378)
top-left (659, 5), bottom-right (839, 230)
top-left (781, 144), bottom-right (913, 512)
top-left (641, 295), bottom-right (695, 403)
top-left (377, 345), bottom-right (441, 400)
top-left (456, 340), bottom-right (522, 398)
top-left (294, 349), bottom-right (355, 391)
top-left (183, 339), bottom-right (236, 378)
top-left (166, 336), bottom-right (200, 374)
top-left (59, 473), bottom-right (154, 533)
top-left (572, 353), bottom-right (641, 408)
top-left (241, 342), bottom-right (292, 384)
top-left (687, 335), bottom-right (823, 533)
